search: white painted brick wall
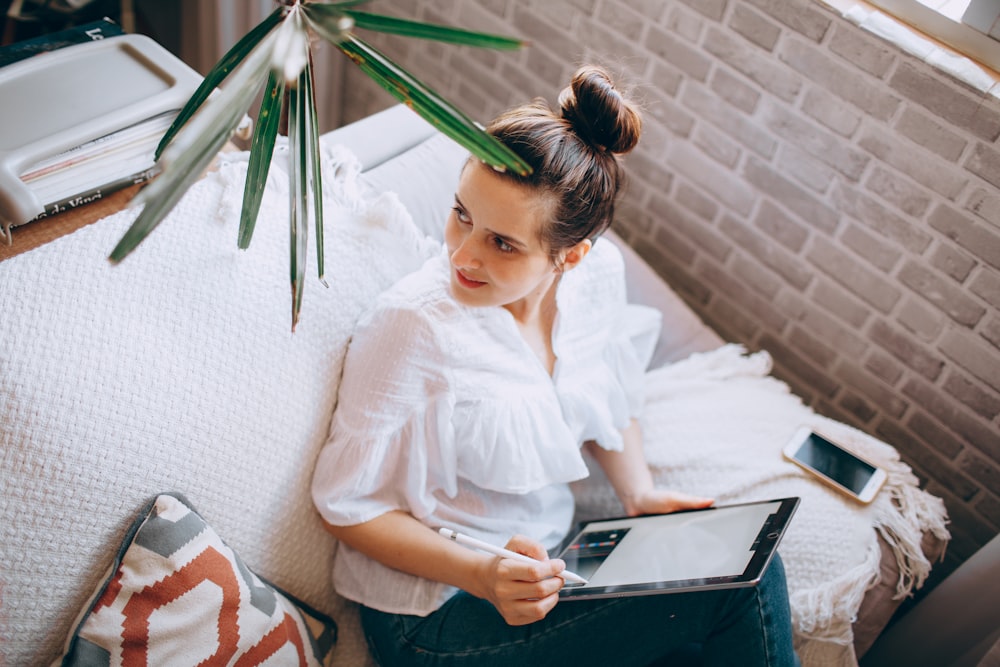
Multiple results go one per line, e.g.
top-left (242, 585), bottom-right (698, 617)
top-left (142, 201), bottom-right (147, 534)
top-left (340, 0), bottom-right (1000, 590)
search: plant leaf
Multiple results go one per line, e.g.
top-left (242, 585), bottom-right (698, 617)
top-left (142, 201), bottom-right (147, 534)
top-left (118, 0), bottom-right (531, 331)
top-left (271, 4), bottom-right (310, 83)
top-left (337, 34), bottom-right (531, 175)
top-left (238, 69), bottom-right (285, 249)
top-left (288, 71), bottom-right (309, 331)
top-left (304, 11), bottom-right (530, 176)
top-left (155, 7), bottom-right (284, 160)
top-left (311, 5), bottom-right (526, 50)
top-left (303, 57), bottom-right (326, 286)
top-left (110, 29), bottom-right (278, 263)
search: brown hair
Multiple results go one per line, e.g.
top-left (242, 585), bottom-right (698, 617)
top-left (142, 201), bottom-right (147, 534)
top-left (486, 65), bottom-right (642, 262)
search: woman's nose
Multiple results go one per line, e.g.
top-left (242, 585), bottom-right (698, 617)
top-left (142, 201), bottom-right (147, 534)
top-left (451, 234), bottom-right (481, 270)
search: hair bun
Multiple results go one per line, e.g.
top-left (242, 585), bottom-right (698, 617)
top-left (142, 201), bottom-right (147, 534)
top-left (558, 65), bottom-right (641, 154)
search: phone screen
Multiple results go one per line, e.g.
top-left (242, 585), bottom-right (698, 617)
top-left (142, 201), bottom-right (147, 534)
top-left (792, 432), bottom-right (876, 495)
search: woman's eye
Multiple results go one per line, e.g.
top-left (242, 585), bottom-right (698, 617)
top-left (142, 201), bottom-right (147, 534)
top-left (494, 237), bottom-right (515, 253)
top-left (451, 206), bottom-right (471, 224)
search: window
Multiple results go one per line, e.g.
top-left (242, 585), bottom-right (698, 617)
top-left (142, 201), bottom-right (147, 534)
top-left (914, 0), bottom-right (972, 22)
top-left (866, 0), bottom-right (1000, 72)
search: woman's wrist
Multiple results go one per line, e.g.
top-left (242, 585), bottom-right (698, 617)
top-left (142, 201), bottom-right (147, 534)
top-left (618, 484), bottom-right (654, 516)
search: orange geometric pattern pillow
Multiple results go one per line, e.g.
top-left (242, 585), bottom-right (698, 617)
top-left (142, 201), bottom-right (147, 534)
top-left (59, 493), bottom-right (337, 666)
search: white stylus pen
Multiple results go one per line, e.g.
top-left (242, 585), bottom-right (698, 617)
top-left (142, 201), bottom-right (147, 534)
top-left (439, 527), bottom-right (589, 585)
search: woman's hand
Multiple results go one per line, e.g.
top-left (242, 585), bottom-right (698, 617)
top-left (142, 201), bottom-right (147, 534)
top-left (475, 535), bottom-right (566, 626)
top-left (327, 513), bottom-right (568, 626)
top-left (623, 488), bottom-right (714, 517)
top-left (586, 420), bottom-right (715, 517)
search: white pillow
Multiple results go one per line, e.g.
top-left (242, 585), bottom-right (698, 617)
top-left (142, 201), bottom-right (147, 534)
top-left (360, 132), bottom-right (469, 241)
top-left (0, 141), bottom-right (438, 667)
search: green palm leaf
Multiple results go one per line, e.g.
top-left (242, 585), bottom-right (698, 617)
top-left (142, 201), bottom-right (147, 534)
top-left (334, 34), bottom-right (531, 175)
top-left (309, 5), bottom-right (526, 50)
top-left (156, 7), bottom-right (284, 160)
top-left (110, 29), bottom-right (278, 262)
top-left (288, 67), bottom-right (309, 330)
top-left (304, 5), bottom-right (529, 175)
top-left (305, 13), bottom-right (527, 173)
top-left (326, 1), bottom-right (369, 7)
top-left (238, 69), bottom-right (285, 249)
top-left (303, 58), bottom-right (326, 286)
top-left (110, 1), bottom-right (528, 329)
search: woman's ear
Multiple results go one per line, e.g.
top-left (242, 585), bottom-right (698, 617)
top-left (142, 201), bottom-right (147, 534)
top-left (558, 239), bottom-right (592, 272)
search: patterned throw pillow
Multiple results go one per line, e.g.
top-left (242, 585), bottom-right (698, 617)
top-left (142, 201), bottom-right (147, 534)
top-left (59, 493), bottom-right (337, 666)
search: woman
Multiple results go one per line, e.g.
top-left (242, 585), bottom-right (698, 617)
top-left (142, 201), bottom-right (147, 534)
top-left (312, 65), bottom-right (799, 666)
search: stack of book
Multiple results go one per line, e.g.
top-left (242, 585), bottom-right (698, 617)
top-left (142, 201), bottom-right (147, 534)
top-left (0, 19), bottom-right (202, 240)
top-left (0, 17), bottom-right (124, 67)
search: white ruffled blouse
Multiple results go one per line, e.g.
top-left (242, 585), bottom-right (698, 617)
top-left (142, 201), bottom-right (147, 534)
top-left (311, 238), bottom-right (661, 616)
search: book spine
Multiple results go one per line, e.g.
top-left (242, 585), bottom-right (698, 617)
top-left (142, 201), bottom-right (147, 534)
top-left (18, 167), bottom-right (158, 228)
top-left (0, 18), bottom-right (124, 68)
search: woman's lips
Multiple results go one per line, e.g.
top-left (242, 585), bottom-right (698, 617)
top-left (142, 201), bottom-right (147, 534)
top-left (456, 269), bottom-right (486, 288)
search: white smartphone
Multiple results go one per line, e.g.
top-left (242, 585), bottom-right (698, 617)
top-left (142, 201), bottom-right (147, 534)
top-left (782, 426), bottom-right (887, 504)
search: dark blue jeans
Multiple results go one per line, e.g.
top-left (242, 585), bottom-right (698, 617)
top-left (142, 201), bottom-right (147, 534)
top-left (360, 554), bottom-right (799, 667)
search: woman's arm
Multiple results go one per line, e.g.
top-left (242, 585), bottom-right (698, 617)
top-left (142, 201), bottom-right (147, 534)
top-left (323, 511), bottom-right (568, 625)
top-left (585, 419), bottom-right (713, 516)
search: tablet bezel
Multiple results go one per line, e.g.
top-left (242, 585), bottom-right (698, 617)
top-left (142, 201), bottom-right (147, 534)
top-left (556, 497), bottom-right (799, 601)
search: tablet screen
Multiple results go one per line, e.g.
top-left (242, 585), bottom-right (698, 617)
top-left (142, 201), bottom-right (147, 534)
top-left (557, 498), bottom-right (798, 600)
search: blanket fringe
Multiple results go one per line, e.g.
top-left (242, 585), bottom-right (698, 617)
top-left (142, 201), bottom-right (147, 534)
top-left (791, 461), bottom-right (950, 643)
top-left (874, 462), bottom-right (950, 597)
top-left (792, 422), bottom-right (951, 627)
top-left (791, 538), bottom-right (882, 643)
top-left (635, 344), bottom-right (951, 660)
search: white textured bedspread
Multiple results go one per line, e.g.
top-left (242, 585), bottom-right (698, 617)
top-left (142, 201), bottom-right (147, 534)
top-left (573, 345), bottom-right (950, 667)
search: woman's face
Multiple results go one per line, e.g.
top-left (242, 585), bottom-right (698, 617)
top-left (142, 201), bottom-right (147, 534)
top-left (445, 160), bottom-right (560, 313)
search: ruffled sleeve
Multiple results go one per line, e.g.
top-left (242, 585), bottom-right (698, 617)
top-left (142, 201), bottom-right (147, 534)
top-left (311, 293), bottom-right (456, 527)
top-left (553, 239), bottom-right (662, 452)
top-left (607, 302), bottom-right (662, 415)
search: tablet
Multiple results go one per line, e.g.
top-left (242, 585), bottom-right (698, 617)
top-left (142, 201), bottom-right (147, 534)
top-left (557, 497), bottom-right (799, 600)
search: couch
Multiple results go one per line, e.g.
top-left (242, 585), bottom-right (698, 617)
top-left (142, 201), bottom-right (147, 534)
top-left (0, 104), bottom-right (949, 666)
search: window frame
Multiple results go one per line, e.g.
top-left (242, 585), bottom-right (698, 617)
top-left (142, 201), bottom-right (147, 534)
top-left (865, 0), bottom-right (1000, 72)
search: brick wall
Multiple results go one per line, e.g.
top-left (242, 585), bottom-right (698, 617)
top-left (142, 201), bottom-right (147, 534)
top-left (339, 0), bottom-right (1000, 585)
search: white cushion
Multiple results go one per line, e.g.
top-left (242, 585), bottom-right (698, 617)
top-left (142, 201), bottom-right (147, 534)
top-left (0, 141), bottom-right (437, 666)
top-left (359, 131), bottom-right (466, 241)
top-left (323, 104), bottom-right (439, 172)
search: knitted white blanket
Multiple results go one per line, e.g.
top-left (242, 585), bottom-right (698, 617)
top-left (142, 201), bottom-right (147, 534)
top-left (572, 345), bottom-right (950, 667)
